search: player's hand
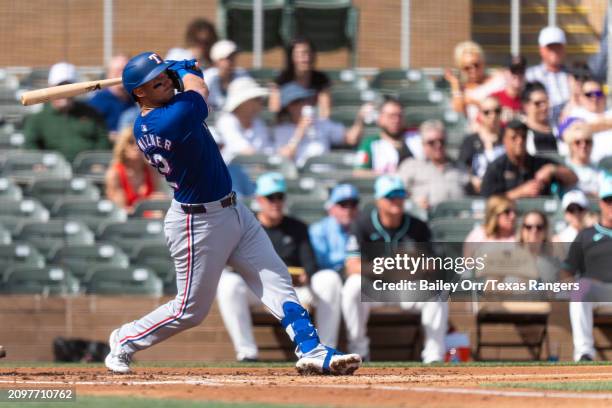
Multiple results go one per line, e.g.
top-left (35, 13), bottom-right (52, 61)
top-left (166, 59), bottom-right (204, 91)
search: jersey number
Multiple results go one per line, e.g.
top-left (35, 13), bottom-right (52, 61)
top-left (145, 153), bottom-right (178, 190)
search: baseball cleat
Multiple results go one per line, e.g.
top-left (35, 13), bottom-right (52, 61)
top-left (105, 329), bottom-right (131, 374)
top-left (296, 345), bottom-right (362, 376)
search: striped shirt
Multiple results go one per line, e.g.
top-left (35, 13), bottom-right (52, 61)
top-left (525, 64), bottom-right (570, 109)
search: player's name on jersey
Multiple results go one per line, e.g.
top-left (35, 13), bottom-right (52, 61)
top-left (137, 133), bottom-right (173, 152)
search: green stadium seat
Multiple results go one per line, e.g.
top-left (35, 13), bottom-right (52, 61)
top-left (339, 176), bottom-right (375, 196)
top-left (50, 243), bottom-right (129, 280)
top-left (3, 266), bottom-right (79, 295)
top-left (72, 150), bottom-right (113, 188)
top-left (430, 217), bottom-right (480, 242)
top-left (598, 155), bottom-right (612, 172)
top-left (329, 106), bottom-right (359, 127)
top-left (284, 177), bottom-right (327, 199)
top-left (51, 198), bottom-right (126, 230)
top-left (0, 243), bottom-right (45, 269)
top-left (0, 177), bottom-right (23, 200)
top-left (15, 220), bottom-right (95, 259)
top-left (230, 153), bottom-right (297, 179)
top-left (0, 151), bottom-right (72, 184)
top-left (131, 199), bottom-right (172, 219)
top-left (86, 266), bottom-right (163, 296)
top-left (287, 198), bottom-right (327, 224)
top-left (430, 198), bottom-right (487, 220)
top-left (0, 198), bottom-right (49, 234)
top-left (515, 197), bottom-right (560, 216)
top-left (397, 89), bottom-right (445, 107)
top-left (248, 68), bottom-right (279, 86)
top-left (302, 151), bottom-right (357, 175)
top-left (97, 219), bottom-right (166, 253)
top-left (27, 177), bottom-right (100, 208)
top-left (323, 69), bottom-right (363, 88)
top-left (370, 69), bottom-right (434, 93)
top-left (134, 259), bottom-right (176, 296)
top-left (0, 131), bottom-right (25, 149)
top-left (330, 88), bottom-right (375, 108)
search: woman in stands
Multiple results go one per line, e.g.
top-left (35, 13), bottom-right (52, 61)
top-left (445, 41), bottom-right (505, 129)
top-left (269, 37), bottom-right (332, 118)
top-left (105, 127), bottom-right (162, 213)
top-left (463, 195), bottom-right (517, 257)
top-left (518, 210), bottom-right (561, 283)
top-left (561, 119), bottom-right (602, 197)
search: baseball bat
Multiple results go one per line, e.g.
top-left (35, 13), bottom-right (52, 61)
top-left (20, 77), bottom-right (122, 106)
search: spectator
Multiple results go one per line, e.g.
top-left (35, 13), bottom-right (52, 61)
top-left (215, 77), bottom-right (272, 163)
top-left (354, 98), bottom-right (420, 175)
top-left (492, 55), bottom-right (527, 123)
top-left (480, 120), bottom-right (577, 199)
top-left (522, 82), bottom-right (558, 154)
top-left (458, 96), bottom-right (505, 194)
top-left (105, 127), bottom-right (162, 212)
top-left (561, 120), bottom-right (601, 197)
top-left (564, 176), bottom-right (612, 361)
top-left (342, 175), bottom-right (448, 362)
top-left (554, 189), bottom-right (591, 242)
top-left (445, 41), bottom-right (505, 128)
top-left (526, 26), bottom-right (571, 120)
top-left (165, 18), bottom-right (218, 68)
top-left (24, 62), bottom-right (110, 162)
top-left (396, 120), bottom-right (467, 210)
top-left (269, 38), bottom-right (332, 118)
top-left (558, 63), bottom-right (592, 125)
top-left (272, 82), bottom-right (361, 167)
top-left (203, 40), bottom-right (250, 111)
top-left (216, 173), bottom-right (343, 360)
top-left (518, 210), bottom-right (561, 283)
top-left (87, 55), bottom-right (135, 140)
top-left (567, 78), bottom-right (612, 163)
top-left (464, 195), bottom-right (517, 257)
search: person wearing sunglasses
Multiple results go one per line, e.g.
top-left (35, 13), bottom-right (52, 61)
top-left (397, 120), bottom-right (467, 210)
top-left (445, 41), bottom-right (505, 129)
top-left (554, 189), bottom-right (592, 243)
top-left (342, 175), bottom-right (448, 363)
top-left (481, 120), bottom-right (577, 199)
top-left (521, 82), bottom-right (558, 154)
top-left (459, 96), bottom-right (506, 194)
top-left (558, 63), bottom-right (592, 125)
top-left (564, 176), bottom-right (612, 361)
top-left (560, 120), bottom-right (602, 197)
top-left (217, 172), bottom-right (346, 362)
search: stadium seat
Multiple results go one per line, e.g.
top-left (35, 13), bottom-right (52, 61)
top-left (51, 198), bottom-right (127, 230)
top-left (134, 259), bottom-right (176, 296)
top-left (0, 243), bottom-right (45, 269)
top-left (370, 69), bottom-right (434, 93)
top-left (15, 220), bottom-right (95, 259)
top-left (0, 224), bottom-right (11, 245)
top-left (230, 153), bottom-right (297, 179)
top-left (323, 69), bottom-right (364, 88)
top-left (330, 88), bottom-right (375, 108)
top-left (97, 219), bottom-right (166, 253)
top-left (72, 150), bottom-right (113, 188)
top-left (131, 198), bottom-right (171, 219)
top-left (0, 177), bottom-right (23, 200)
top-left (329, 106), bottom-right (359, 127)
top-left (430, 217), bottom-right (480, 242)
top-left (287, 198), bottom-right (327, 224)
top-left (397, 89), bottom-right (445, 108)
top-left (0, 198), bottom-right (49, 234)
top-left (598, 155), bottom-right (612, 173)
top-left (50, 243), bottom-right (130, 280)
top-left (302, 151), bottom-right (357, 176)
top-left (0, 130), bottom-right (25, 149)
top-left (86, 266), bottom-right (163, 296)
top-left (2, 265), bottom-right (79, 295)
top-left (515, 197), bottom-right (560, 216)
top-left (430, 198), bottom-right (487, 220)
top-left (338, 176), bottom-right (375, 196)
top-left (247, 68), bottom-right (279, 86)
top-left (26, 177), bottom-right (100, 208)
top-left (284, 177), bottom-right (327, 199)
top-left (0, 151), bottom-right (72, 184)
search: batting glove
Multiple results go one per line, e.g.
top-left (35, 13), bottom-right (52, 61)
top-left (166, 59), bottom-right (204, 91)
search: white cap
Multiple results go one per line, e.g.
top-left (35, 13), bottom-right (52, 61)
top-left (48, 62), bottom-right (77, 86)
top-left (224, 77), bottom-right (268, 112)
top-left (211, 40), bottom-right (238, 62)
top-left (562, 189), bottom-right (589, 211)
top-left (538, 26), bottom-right (566, 47)
top-left (165, 47), bottom-right (195, 61)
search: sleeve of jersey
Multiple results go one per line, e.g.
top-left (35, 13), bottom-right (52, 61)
top-left (354, 137), bottom-right (373, 169)
top-left (172, 90), bottom-right (209, 120)
top-left (562, 234), bottom-right (584, 275)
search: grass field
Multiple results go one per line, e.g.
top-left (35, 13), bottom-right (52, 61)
top-left (482, 380), bottom-right (612, 392)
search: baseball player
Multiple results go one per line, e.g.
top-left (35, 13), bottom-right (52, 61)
top-left (104, 52), bottom-right (361, 375)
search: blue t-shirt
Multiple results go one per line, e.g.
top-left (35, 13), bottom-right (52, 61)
top-left (133, 91), bottom-right (232, 204)
top-left (87, 89), bottom-right (135, 132)
top-left (308, 216), bottom-right (350, 272)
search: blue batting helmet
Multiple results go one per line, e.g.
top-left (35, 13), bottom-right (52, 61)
top-left (122, 52), bottom-right (171, 96)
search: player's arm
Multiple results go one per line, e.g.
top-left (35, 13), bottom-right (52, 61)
top-left (167, 60), bottom-right (209, 100)
top-left (182, 73), bottom-right (209, 100)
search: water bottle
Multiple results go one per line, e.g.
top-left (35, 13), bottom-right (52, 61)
top-left (449, 348), bottom-right (460, 364)
top-left (301, 105), bottom-right (317, 139)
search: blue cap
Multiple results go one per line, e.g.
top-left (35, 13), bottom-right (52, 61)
top-left (280, 82), bottom-right (315, 110)
top-left (558, 117), bottom-right (584, 140)
top-left (256, 172), bottom-right (286, 197)
top-left (374, 175), bottom-right (406, 199)
top-left (327, 184), bottom-right (360, 208)
top-left (122, 52), bottom-right (172, 96)
top-left (600, 173), bottom-right (612, 199)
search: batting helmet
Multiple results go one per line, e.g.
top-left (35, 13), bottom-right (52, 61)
top-left (122, 52), bottom-right (171, 96)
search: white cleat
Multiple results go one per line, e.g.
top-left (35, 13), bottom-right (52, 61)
top-left (104, 329), bottom-right (131, 374)
top-left (296, 345), bottom-right (362, 376)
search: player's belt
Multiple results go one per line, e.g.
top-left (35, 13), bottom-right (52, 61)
top-left (180, 192), bottom-right (236, 214)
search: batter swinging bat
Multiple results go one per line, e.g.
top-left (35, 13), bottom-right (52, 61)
top-left (20, 77), bottom-right (122, 106)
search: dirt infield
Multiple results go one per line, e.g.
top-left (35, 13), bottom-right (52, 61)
top-left (1, 365), bottom-right (612, 407)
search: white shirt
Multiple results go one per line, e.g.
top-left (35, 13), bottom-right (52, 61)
top-left (215, 112), bottom-right (272, 163)
top-left (203, 67), bottom-right (250, 111)
top-left (273, 119), bottom-right (345, 167)
top-left (567, 106), bottom-right (612, 163)
top-left (526, 64), bottom-right (570, 109)
top-left (565, 158), bottom-right (602, 197)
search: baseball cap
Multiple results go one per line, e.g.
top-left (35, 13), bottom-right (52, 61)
top-left (507, 55), bottom-right (527, 75)
top-left (256, 172), bottom-right (286, 197)
top-left (599, 174), bottom-right (612, 200)
top-left (211, 40), bottom-right (238, 62)
top-left (280, 82), bottom-right (315, 110)
top-left (562, 189), bottom-right (589, 211)
top-left (326, 184), bottom-right (360, 208)
top-left (558, 117), bottom-right (585, 142)
top-left (538, 26), bottom-right (566, 47)
top-left (224, 77), bottom-right (269, 112)
top-left (374, 175), bottom-right (406, 199)
top-left (48, 62), bottom-right (77, 86)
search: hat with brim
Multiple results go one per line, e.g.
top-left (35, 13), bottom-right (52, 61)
top-left (374, 175), bottom-right (407, 199)
top-left (600, 174), bottom-right (612, 200)
top-left (280, 82), bottom-right (315, 110)
top-left (326, 183), bottom-right (360, 209)
top-left (562, 189), bottom-right (589, 210)
top-left (256, 172), bottom-right (286, 197)
top-left (224, 77), bottom-right (269, 112)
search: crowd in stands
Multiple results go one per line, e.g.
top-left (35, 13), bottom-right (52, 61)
top-left (8, 16), bottom-right (612, 364)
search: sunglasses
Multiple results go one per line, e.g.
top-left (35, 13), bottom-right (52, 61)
top-left (482, 107), bottom-right (502, 116)
top-left (584, 90), bottom-right (604, 99)
top-left (337, 199), bottom-right (359, 209)
top-left (265, 193), bottom-right (286, 202)
top-left (566, 204), bottom-right (586, 214)
top-left (461, 62), bottom-right (482, 72)
top-left (425, 138), bottom-right (445, 147)
top-left (572, 139), bottom-right (593, 147)
top-left (523, 223), bottom-right (545, 231)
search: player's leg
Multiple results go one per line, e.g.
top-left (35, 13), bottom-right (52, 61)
top-left (216, 268), bottom-right (261, 361)
top-left (406, 301), bottom-right (448, 363)
top-left (341, 274), bottom-right (372, 359)
top-left (310, 269), bottom-right (343, 348)
top-left (227, 202), bottom-right (361, 375)
top-left (569, 301), bottom-right (596, 361)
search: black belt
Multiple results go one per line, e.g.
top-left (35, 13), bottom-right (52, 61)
top-left (181, 192), bottom-right (236, 214)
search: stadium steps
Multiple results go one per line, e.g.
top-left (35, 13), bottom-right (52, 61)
top-left (472, 0), bottom-right (600, 66)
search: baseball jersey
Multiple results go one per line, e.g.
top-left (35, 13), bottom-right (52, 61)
top-left (563, 224), bottom-right (612, 283)
top-left (133, 90), bottom-right (232, 204)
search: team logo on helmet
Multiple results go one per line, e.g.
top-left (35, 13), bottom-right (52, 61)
top-left (148, 54), bottom-right (163, 64)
